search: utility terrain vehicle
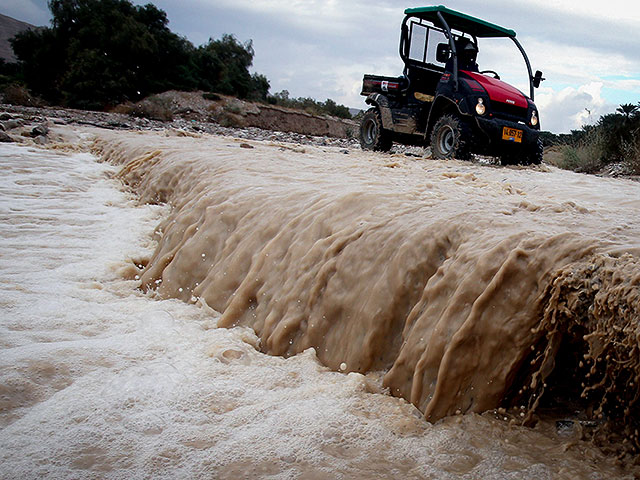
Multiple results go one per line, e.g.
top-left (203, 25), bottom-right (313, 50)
top-left (360, 5), bottom-right (545, 165)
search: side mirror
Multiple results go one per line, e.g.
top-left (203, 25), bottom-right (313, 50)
top-left (436, 43), bottom-right (450, 63)
top-left (533, 70), bottom-right (545, 88)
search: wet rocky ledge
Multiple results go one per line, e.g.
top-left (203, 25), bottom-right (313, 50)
top-left (0, 102), bottom-right (361, 149)
top-left (0, 102), bottom-right (435, 158)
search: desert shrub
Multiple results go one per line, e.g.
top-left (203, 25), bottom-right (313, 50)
top-left (557, 134), bottom-right (604, 173)
top-left (114, 97), bottom-right (173, 121)
top-left (202, 92), bottom-right (221, 101)
top-left (217, 111), bottom-right (245, 128)
top-left (2, 84), bottom-right (44, 107)
top-left (553, 104), bottom-right (640, 175)
top-left (224, 103), bottom-right (242, 115)
top-left (345, 127), bottom-right (354, 140)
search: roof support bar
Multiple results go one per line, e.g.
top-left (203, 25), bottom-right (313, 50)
top-left (437, 11), bottom-right (458, 91)
top-left (511, 37), bottom-right (534, 100)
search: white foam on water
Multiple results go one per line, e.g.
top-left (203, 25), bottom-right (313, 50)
top-left (0, 141), bottom-right (633, 479)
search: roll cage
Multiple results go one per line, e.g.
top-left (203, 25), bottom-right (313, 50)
top-left (399, 5), bottom-right (543, 100)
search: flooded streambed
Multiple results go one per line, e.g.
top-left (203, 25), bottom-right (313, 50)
top-left (1, 128), bottom-right (639, 478)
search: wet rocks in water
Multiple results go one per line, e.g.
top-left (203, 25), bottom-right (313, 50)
top-left (0, 131), bottom-right (13, 142)
top-left (31, 124), bottom-right (49, 138)
top-left (2, 119), bottom-right (22, 131)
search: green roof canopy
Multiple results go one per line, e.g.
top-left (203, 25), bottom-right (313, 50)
top-left (404, 5), bottom-right (516, 38)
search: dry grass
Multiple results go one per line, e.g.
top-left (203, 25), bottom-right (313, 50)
top-left (620, 138), bottom-right (640, 175)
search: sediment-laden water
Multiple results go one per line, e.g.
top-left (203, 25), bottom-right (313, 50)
top-left (1, 130), bottom-right (639, 478)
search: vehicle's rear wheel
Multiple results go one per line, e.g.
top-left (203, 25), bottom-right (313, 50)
top-left (360, 108), bottom-right (392, 152)
top-left (430, 114), bottom-right (472, 160)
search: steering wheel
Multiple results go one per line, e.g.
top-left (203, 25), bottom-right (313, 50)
top-left (400, 73), bottom-right (411, 93)
top-left (480, 70), bottom-right (500, 79)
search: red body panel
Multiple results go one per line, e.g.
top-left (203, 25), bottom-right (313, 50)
top-left (462, 71), bottom-right (528, 108)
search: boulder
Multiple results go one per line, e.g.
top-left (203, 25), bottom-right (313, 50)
top-left (0, 131), bottom-right (14, 142)
top-left (31, 124), bottom-right (49, 137)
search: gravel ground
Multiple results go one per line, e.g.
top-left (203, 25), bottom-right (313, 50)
top-left (0, 102), bottom-right (434, 158)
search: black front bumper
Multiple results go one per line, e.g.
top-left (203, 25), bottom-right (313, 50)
top-left (474, 116), bottom-right (539, 154)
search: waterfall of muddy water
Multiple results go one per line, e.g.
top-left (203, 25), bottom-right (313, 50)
top-left (95, 131), bottom-right (640, 450)
top-left (2, 132), bottom-right (638, 479)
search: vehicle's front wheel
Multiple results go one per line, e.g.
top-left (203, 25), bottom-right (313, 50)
top-left (430, 114), bottom-right (472, 160)
top-left (526, 138), bottom-right (544, 165)
top-left (500, 152), bottom-right (519, 166)
top-left (501, 139), bottom-right (543, 166)
top-left (360, 108), bottom-right (392, 152)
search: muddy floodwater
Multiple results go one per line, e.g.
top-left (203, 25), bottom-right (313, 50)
top-left (1, 128), bottom-right (639, 479)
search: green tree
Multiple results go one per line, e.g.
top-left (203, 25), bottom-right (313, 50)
top-left (6, 0), bottom-right (323, 113)
top-left (12, 0), bottom-right (195, 108)
top-left (321, 98), bottom-right (351, 119)
top-left (10, 27), bottom-right (62, 102)
top-left (248, 73), bottom-right (270, 101)
top-left (267, 90), bottom-right (352, 119)
top-left (193, 34), bottom-right (258, 98)
top-left (616, 103), bottom-right (638, 120)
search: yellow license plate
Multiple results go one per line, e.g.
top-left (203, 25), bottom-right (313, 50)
top-left (502, 127), bottom-right (523, 143)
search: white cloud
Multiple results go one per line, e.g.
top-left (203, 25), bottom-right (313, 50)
top-left (524, 39), bottom-right (636, 85)
top-left (535, 82), bottom-right (614, 133)
top-left (603, 78), bottom-right (640, 93)
top-left (525, 0), bottom-right (640, 24)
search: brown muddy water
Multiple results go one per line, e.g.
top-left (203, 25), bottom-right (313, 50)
top-left (1, 128), bottom-right (639, 479)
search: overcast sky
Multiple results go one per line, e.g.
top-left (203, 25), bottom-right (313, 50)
top-left (3, 0), bottom-right (640, 133)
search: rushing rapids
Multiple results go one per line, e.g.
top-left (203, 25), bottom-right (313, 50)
top-left (3, 130), bottom-right (640, 478)
top-left (94, 129), bottom-right (640, 451)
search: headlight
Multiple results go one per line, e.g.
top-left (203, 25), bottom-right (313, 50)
top-left (531, 110), bottom-right (538, 126)
top-left (475, 98), bottom-right (486, 115)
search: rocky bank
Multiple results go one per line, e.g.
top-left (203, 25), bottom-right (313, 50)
top-left (0, 91), bottom-right (364, 150)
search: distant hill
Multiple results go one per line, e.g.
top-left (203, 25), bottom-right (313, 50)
top-left (0, 13), bottom-right (39, 63)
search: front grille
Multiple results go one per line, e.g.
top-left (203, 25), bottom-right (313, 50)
top-left (491, 101), bottom-right (528, 122)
